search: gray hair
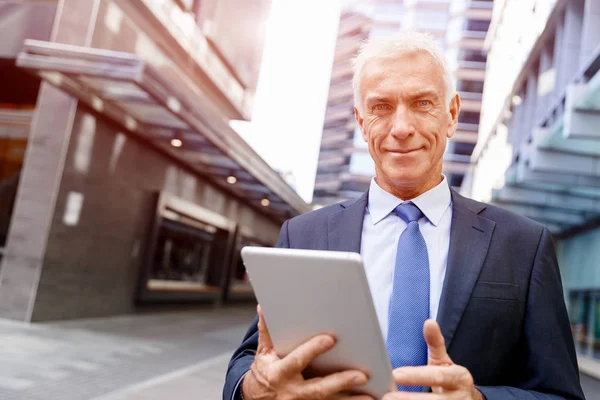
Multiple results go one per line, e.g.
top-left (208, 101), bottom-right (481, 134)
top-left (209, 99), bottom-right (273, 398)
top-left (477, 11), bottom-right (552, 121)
top-left (352, 30), bottom-right (455, 114)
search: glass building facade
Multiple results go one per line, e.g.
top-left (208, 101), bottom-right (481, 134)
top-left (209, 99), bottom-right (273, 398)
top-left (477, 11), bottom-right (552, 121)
top-left (467, 0), bottom-right (600, 378)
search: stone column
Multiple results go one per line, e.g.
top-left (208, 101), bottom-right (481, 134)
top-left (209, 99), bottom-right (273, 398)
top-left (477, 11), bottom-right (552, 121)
top-left (522, 71), bottom-right (538, 145)
top-left (536, 47), bottom-right (552, 123)
top-left (559, 0), bottom-right (584, 91)
top-left (552, 14), bottom-right (564, 103)
top-left (509, 91), bottom-right (525, 147)
top-left (580, 0), bottom-right (600, 67)
top-left (0, 0), bottom-right (102, 321)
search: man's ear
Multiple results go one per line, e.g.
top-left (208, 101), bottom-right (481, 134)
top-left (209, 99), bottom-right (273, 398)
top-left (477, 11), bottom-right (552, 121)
top-left (354, 107), bottom-right (368, 142)
top-left (447, 93), bottom-right (461, 139)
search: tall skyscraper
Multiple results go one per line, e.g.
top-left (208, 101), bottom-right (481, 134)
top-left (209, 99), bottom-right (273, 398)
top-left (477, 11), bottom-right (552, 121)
top-left (313, 1), bottom-right (404, 205)
top-left (313, 0), bottom-right (494, 205)
top-left (444, 0), bottom-right (494, 188)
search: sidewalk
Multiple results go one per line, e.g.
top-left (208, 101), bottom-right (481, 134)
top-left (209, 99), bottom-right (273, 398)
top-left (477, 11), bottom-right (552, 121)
top-left (0, 305), bottom-right (256, 400)
top-left (0, 305), bottom-right (598, 399)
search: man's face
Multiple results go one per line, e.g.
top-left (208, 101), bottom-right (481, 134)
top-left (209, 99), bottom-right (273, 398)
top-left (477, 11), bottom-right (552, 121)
top-left (354, 51), bottom-right (460, 193)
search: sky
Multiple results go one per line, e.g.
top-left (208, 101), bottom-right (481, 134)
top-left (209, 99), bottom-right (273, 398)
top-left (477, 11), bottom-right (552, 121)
top-left (231, 0), bottom-right (343, 204)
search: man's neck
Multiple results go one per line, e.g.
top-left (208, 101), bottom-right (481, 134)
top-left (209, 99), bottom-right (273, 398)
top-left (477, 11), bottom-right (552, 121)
top-left (375, 173), bottom-right (443, 201)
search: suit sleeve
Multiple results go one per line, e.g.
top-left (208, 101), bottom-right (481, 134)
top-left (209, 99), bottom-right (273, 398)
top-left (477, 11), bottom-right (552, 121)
top-left (222, 220), bottom-right (291, 400)
top-left (477, 228), bottom-right (585, 400)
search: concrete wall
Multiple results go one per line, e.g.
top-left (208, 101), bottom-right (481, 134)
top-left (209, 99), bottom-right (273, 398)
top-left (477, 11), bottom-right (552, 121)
top-left (30, 105), bottom-right (280, 321)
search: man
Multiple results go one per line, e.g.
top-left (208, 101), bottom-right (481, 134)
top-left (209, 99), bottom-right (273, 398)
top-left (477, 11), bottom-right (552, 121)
top-left (223, 31), bottom-right (585, 400)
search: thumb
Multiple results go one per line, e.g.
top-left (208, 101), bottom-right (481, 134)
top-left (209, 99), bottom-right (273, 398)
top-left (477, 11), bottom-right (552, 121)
top-left (256, 304), bottom-right (276, 355)
top-left (423, 319), bottom-right (453, 366)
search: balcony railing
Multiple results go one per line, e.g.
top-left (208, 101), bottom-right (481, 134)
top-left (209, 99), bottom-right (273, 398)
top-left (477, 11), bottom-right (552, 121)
top-left (457, 60), bottom-right (487, 70)
top-left (462, 31), bottom-right (487, 40)
top-left (458, 91), bottom-right (483, 101)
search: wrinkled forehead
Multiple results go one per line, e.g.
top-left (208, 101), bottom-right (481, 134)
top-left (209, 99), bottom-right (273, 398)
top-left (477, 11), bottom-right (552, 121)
top-left (358, 50), bottom-right (446, 98)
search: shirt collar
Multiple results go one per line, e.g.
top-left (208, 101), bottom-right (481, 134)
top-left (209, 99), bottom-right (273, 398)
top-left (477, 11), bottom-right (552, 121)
top-left (367, 175), bottom-right (451, 227)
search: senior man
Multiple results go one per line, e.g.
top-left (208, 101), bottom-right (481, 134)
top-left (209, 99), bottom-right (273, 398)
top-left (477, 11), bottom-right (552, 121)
top-left (223, 31), bottom-right (585, 400)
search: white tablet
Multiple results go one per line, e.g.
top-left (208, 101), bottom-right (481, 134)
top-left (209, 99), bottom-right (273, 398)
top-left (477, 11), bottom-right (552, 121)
top-left (241, 246), bottom-right (396, 399)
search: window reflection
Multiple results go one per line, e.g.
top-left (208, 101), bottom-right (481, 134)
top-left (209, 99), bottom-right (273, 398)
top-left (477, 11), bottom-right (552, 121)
top-left (139, 194), bottom-right (235, 301)
top-left (150, 218), bottom-right (215, 285)
top-left (570, 290), bottom-right (600, 361)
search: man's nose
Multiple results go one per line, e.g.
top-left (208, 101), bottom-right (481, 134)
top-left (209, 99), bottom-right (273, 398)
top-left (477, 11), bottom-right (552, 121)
top-left (390, 106), bottom-right (414, 140)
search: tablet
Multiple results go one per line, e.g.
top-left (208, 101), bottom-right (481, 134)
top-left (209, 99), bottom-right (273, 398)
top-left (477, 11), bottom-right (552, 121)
top-left (241, 246), bottom-right (396, 399)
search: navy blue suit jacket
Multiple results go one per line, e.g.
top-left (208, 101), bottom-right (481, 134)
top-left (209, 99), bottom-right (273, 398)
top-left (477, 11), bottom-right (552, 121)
top-left (224, 190), bottom-right (585, 400)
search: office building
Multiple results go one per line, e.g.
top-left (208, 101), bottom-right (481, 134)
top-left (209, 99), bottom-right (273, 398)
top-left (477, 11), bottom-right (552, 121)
top-left (0, 0), bottom-right (310, 322)
top-left (312, 5), bottom-right (380, 205)
top-left (466, 0), bottom-right (600, 376)
top-left (445, 0), bottom-right (494, 188)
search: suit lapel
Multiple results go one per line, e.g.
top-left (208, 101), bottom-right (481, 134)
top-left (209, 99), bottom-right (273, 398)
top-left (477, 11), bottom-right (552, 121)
top-left (327, 191), bottom-right (368, 253)
top-left (437, 190), bottom-right (495, 351)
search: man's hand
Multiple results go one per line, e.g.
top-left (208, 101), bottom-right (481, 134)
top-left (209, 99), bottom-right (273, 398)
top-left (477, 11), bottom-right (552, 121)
top-left (383, 320), bottom-right (484, 400)
top-left (242, 305), bottom-right (374, 400)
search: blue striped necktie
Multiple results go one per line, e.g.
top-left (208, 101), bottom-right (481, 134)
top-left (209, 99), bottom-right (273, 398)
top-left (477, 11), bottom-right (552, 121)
top-left (387, 202), bottom-right (430, 392)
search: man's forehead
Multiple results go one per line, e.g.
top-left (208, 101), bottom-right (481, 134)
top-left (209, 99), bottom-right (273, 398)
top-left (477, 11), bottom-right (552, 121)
top-left (359, 52), bottom-right (445, 97)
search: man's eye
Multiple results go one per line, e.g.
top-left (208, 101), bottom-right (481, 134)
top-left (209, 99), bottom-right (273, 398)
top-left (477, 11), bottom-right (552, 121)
top-left (417, 100), bottom-right (432, 107)
top-left (373, 104), bottom-right (389, 111)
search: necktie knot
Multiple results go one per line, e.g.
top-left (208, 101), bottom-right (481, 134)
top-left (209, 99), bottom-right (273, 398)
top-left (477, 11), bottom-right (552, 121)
top-left (394, 202), bottom-right (423, 223)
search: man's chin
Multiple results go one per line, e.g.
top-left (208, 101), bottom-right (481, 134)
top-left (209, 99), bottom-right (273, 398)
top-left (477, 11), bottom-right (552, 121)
top-left (385, 170), bottom-right (427, 185)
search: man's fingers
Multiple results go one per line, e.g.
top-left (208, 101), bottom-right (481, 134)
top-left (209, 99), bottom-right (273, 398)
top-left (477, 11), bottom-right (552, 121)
top-left (423, 320), bottom-right (452, 365)
top-left (393, 365), bottom-right (470, 389)
top-left (303, 370), bottom-right (369, 398)
top-left (256, 305), bottom-right (275, 354)
top-left (383, 392), bottom-right (442, 400)
top-left (277, 333), bottom-right (336, 375)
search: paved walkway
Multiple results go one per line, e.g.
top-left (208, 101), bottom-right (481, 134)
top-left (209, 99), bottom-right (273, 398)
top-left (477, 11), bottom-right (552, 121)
top-left (0, 305), bottom-right (256, 400)
top-left (0, 305), bottom-right (598, 399)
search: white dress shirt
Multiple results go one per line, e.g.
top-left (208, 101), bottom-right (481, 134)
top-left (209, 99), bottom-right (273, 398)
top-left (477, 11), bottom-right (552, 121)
top-left (361, 176), bottom-right (453, 340)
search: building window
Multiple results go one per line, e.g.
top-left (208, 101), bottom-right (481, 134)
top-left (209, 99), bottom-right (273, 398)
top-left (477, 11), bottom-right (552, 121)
top-left (449, 174), bottom-right (464, 188)
top-left (137, 193), bottom-right (236, 302)
top-left (149, 218), bottom-right (222, 288)
top-left (457, 79), bottom-right (485, 94)
top-left (459, 111), bottom-right (481, 125)
top-left (569, 290), bottom-right (600, 361)
top-left (460, 49), bottom-right (487, 63)
top-left (466, 19), bottom-right (490, 32)
top-left (453, 142), bottom-right (476, 156)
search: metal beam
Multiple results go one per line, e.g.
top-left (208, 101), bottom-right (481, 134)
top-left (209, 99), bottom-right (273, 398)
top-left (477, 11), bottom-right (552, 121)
top-left (492, 185), bottom-right (600, 214)
top-left (527, 147), bottom-right (600, 177)
top-left (491, 201), bottom-right (588, 226)
top-left (533, 123), bottom-right (600, 157)
top-left (505, 177), bottom-right (600, 199)
top-left (514, 160), bottom-right (600, 188)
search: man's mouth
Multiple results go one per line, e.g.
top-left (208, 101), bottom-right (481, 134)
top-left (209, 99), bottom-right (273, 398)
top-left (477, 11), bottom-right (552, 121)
top-left (387, 147), bottom-right (422, 154)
